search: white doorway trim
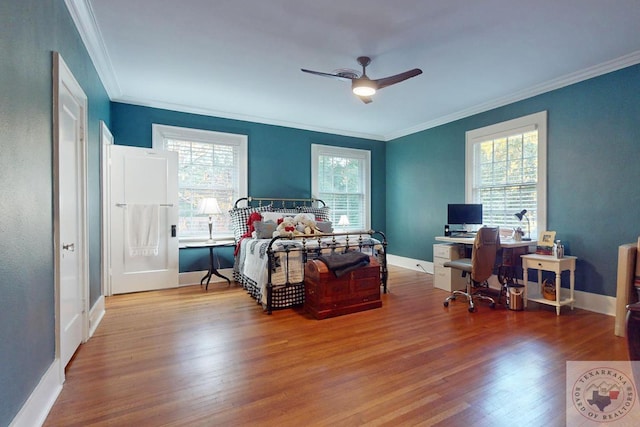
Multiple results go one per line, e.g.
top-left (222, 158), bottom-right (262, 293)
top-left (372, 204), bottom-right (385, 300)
top-left (52, 51), bottom-right (89, 381)
top-left (100, 120), bottom-right (114, 297)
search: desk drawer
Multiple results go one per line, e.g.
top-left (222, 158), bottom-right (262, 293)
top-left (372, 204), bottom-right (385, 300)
top-left (434, 244), bottom-right (463, 260)
top-left (434, 265), bottom-right (467, 292)
top-left (527, 259), bottom-right (557, 272)
top-left (433, 256), bottom-right (447, 269)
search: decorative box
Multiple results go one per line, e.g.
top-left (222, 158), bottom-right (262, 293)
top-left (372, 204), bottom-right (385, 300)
top-left (304, 256), bottom-right (381, 319)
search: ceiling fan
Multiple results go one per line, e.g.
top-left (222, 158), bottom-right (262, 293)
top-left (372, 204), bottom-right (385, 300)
top-left (301, 56), bottom-right (422, 104)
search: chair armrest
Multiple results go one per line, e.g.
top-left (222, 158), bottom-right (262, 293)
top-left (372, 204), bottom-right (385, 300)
top-left (627, 302), bottom-right (640, 312)
top-left (443, 258), bottom-right (472, 273)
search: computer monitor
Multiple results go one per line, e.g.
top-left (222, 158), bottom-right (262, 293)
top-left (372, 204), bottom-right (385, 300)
top-left (447, 204), bottom-right (483, 227)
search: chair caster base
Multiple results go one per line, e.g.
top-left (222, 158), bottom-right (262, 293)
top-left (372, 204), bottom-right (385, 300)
top-left (468, 306), bottom-right (475, 313)
top-left (444, 301), bottom-right (449, 307)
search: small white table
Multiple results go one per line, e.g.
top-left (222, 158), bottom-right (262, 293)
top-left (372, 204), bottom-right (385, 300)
top-left (521, 254), bottom-right (577, 315)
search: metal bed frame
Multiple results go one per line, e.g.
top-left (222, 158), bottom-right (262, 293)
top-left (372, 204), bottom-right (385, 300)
top-left (232, 197), bottom-right (388, 314)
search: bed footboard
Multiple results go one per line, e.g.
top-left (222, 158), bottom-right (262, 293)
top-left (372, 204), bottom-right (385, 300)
top-left (265, 230), bottom-right (387, 314)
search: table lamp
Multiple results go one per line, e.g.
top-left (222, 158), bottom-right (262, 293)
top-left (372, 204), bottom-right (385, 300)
top-left (198, 197), bottom-right (222, 242)
top-left (514, 209), bottom-right (531, 241)
top-left (338, 215), bottom-right (350, 231)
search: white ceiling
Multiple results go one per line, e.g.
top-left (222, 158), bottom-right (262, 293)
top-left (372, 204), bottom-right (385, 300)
top-left (67, 0), bottom-right (640, 140)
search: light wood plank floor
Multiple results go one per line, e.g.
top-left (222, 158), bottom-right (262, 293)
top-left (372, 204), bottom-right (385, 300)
top-left (44, 266), bottom-right (629, 426)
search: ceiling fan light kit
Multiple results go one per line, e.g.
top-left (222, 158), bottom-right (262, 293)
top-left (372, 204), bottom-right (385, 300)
top-left (302, 56), bottom-right (422, 103)
top-left (352, 79), bottom-right (377, 96)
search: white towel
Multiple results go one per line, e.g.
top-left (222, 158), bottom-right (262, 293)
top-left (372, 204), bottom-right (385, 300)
top-left (126, 204), bottom-right (159, 257)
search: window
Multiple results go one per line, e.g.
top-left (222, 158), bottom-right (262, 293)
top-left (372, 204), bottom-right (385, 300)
top-left (311, 144), bottom-right (371, 231)
top-left (465, 111), bottom-right (547, 239)
top-left (152, 124), bottom-right (247, 240)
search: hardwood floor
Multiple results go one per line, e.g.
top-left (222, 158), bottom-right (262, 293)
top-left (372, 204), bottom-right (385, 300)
top-left (44, 266), bottom-right (629, 426)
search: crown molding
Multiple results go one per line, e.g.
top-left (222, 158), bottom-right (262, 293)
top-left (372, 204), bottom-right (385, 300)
top-left (64, 0), bottom-right (122, 97)
top-left (386, 50), bottom-right (640, 141)
top-left (64, 2), bottom-right (640, 142)
top-left (112, 95), bottom-right (386, 141)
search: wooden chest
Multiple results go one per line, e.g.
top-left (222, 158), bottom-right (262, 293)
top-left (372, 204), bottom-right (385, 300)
top-left (304, 256), bottom-right (381, 319)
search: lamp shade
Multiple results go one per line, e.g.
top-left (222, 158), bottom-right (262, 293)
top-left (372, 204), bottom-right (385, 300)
top-left (338, 215), bottom-right (350, 226)
top-left (197, 197), bottom-right (221, 215)
top-left (514, 209), bottom-right (527, 221)
top-left (514, 209), bottom-right (531, 240)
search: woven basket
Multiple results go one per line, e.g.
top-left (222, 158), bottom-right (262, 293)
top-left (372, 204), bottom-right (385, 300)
top-left (542, 279), bottom-right (556, 301)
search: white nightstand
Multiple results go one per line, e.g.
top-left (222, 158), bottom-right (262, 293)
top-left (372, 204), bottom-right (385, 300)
top-left (521, 254), bottom-right (577, 315)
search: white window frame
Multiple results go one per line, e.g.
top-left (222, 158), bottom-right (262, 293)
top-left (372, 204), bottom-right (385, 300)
top-left (311, 144), bottom-right (371, 231)
top-left (465, 111), bottom-right (547, 238)
top-left (152, 124), bottom-right (248, 241)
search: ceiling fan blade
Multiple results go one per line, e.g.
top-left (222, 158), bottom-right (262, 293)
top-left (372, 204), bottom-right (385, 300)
top-left (375, 68), bottom-right (423, 90)
top-left (301, 68), bottom-right (354, 82)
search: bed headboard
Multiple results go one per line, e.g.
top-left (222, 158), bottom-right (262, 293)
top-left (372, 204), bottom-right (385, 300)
top-left (233, 197), bottom-right (326, 209)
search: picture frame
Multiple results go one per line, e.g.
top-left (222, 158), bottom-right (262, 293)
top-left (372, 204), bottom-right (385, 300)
top-left (539, 230), bottom-right (556, 246)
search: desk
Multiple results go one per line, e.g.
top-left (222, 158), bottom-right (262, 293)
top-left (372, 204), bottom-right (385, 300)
top-left (434, 236), bottom-right (536, 292)
top-left (521, 254), bottom-right (577, 315)
top-left (183, 241), bottom-right (234, 290)
top-left (435, 235), bottom-right (536, 249)
top-left (435, 236), bottom-right (536, 266)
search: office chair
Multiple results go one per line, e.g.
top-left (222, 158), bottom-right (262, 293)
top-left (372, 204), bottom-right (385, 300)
top-left (443, 226), bottom-right (500, 312)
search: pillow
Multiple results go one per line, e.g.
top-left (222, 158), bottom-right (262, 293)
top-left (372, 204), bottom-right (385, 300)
top-left (229, 205), bottom-right (271, 242)
top-left (294, 212), bottom-right (315, 222)
top-left (261, 211), bottom-right (285, 223)
top-left (271, 208), bottom-right (299, 215)
top-left (316, 221), bottom-right (333, 234)
top-left (298, 206), bottom-right (330, 222)
top-left (253, 220), bottom-right (278, 239)
top-left (244, 212), bottom-right (263, 239)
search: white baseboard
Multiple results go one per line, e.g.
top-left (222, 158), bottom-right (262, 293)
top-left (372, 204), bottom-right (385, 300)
top-left (88, 295), bottom-right (105, 338)
top-left (565, 289), bottom-right (616, 316)
top-left (386, 253), bottom-right (433, 274)
top-left (179, 268), bottom-right (234, 286)
top-left (11, 298), bottom-right (105, 427)
top-left (387, 252), bottom-right (616, 316)
top-left (9, 360), bottom-right (62, 427)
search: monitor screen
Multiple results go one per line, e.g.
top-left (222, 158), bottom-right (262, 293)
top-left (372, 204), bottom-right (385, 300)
top-left (447, 204), bottom-right (483, 225)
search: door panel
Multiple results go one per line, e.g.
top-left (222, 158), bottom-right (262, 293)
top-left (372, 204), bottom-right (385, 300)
top-left (109, 145), bottom-right (179, 294)
top-left (59, 87), bottom-right (84, 367)
top-left (55, 52), bottom-right (87, 369)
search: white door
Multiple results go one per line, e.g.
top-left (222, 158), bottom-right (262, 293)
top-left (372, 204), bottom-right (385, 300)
top-left (108, 145), bottom-right (179, 294)
top-left (54, 53), bottom-right (88, 369)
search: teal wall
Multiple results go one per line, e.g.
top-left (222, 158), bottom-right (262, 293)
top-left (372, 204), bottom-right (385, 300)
top-left (2, 0), bottom-right (639, 424)
top-left (387, 64), bottom-right (640, 297)
top-left (0, 0), bottom-right (110, 424)
top-left (110, 102), bottom-right (387, 271)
